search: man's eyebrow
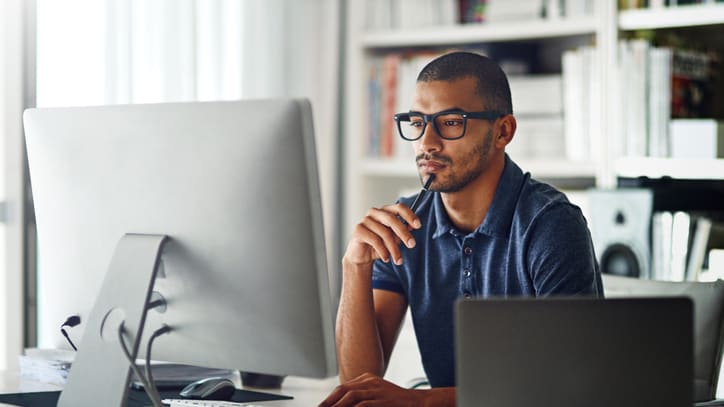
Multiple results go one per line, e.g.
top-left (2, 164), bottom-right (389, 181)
top-left (408, 107), bottom-right (467, 115)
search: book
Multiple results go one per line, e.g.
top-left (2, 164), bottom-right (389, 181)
top-left (626, 39), bottom-right (650, 157)
top-left (671, 49), bottom-right (717, 118)
top-left (562, 48), bottom-right (587, 161)
top-left (485, 0), bottom-right (543, 22)
top-left (648, 47), bottom-right (673, 158)
top-left (651, 211), bottom-right (674, 281)
top-left (584, 45), bottom-right (601, 162)
top-left (670, 211), bottom-right (692, 281)
top-left (508, 75), bottom-right (563, 115)
top-left (380, 54), bottom-right (400, 158)
top-left (365, 0), bottom-right (393, 30)
top-left (516, 116), bottom-right (565, 159)
top-left (438, 0), bottom-right (460, 26)
top-left (669, 119), bottom-right (724, 159)
top-left (686, 216), bottom-right (713, 281)
top-left (394, 52), bottom-right (436, 161)
top-left (566, 0), bottom-right (595, 16)
top-left (562, 45), bottom-right (599, 162)
top-left (460, 0), bottom-right (488, 23)
top-left (367, 58), bottom-right (383, 157)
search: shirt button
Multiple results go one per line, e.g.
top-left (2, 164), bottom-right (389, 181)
top-left (464, 269), bottom-right (471, 278)
top-left (463, 292), bottom-right (472, 299)
top-left (464, 247), bottom-right (472, 255)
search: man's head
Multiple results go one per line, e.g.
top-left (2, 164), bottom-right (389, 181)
top-left (417, 51), bottom-right (513, 116)
top-left (408, 51), bottom-right (516, 194)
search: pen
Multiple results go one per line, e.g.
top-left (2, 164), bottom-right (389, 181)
top-left (409, 174), bottom-right (435, 213)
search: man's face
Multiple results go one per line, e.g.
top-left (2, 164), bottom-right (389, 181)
top-left (411, 77), bottom-right (497, 193)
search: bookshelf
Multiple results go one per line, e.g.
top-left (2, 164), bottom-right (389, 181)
top-left (341, 0), bottom-right (724, 387)
top-left (361, 157), bottom-right (598, 179)
top-left (342, 0), bottom-right (724, 234)
top-left (361, 17), bottom-right (598, 47)
top-left (616, 157), bottom-right (724, 180)
top-left (619, 3), bottom-right (724, 30)
top-left (615, 2), bottom-right (724, 184)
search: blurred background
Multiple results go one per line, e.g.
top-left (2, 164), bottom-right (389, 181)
top-left (1, 0), bottom-right (724, 390)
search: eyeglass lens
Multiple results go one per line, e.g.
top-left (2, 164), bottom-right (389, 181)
top-left (399, 113), bottom-right (466, 140)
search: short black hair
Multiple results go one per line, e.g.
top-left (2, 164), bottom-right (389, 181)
top-left (417, 51), bottom-right (513, 115)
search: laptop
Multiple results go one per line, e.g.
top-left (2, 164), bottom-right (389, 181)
top-left (455, 297), bottom-right (693, 407)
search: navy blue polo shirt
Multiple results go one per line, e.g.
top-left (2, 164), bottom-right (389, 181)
top-left (371, 154), bottom-right (603, 388)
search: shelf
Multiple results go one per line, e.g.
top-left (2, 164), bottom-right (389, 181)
top-left (615, 157), bottom-right (724, 180)
top-left (362, 159), bottom-right (416, 177)
top-left (619, 4), bottom-right (724, 30)
top-left (360, 157), bottom-right (597, 179)
top-left (520, 159), bottom-right (597, 179)
top-left (361, 17), bottom-right (598, 49)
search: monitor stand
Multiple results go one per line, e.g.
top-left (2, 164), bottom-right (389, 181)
top-left (58, 234), bottom-right (168, 407)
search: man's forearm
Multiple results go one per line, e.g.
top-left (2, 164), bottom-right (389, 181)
top-left (336, 259), bottom-right (385, 382)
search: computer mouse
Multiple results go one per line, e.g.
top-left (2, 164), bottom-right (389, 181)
top-left (179, 376), bottom-right (236, 400)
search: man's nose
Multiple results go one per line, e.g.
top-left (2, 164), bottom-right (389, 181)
top-left (416, 120), bottom-right (442, 154)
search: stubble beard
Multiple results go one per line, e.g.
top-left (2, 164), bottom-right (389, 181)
top-left (422, 128), bottom-right (494, 193)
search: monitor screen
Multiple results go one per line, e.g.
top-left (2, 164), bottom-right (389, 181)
top-left (24, 99), bottom-right (337, 381)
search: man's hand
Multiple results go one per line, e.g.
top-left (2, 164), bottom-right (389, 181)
top-left (318, 373), bottom-right (426, 407)
top-left (344, 204), bottom-right (421, 267)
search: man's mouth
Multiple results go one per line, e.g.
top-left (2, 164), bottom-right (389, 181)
top-left (418, 160), bottom-right (446, 172)
top-left (417, 154), bottom-right (451, 173)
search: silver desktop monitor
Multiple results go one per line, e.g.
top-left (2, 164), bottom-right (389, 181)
top-left (24, 99), bottom-right (337, 406)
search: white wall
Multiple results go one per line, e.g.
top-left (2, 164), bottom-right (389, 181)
top-left (34, 0), bottom-right (341, 348)
top-left (0, 0), bottom-right (33, 370)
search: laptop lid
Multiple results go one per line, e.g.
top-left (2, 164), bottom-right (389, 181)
top-left (455, 298), bottom-right (693, 407)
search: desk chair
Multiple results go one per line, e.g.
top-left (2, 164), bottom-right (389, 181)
top-left (602, 274), bottom-right (724, 403)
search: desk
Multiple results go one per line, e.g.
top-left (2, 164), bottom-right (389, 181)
top-left (238, 376), bottom-right (338, 406)
top-left (0, 370), bottom-right (338, 406)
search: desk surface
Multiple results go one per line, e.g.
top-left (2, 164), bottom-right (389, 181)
top-left (0, 370), bottom-right (338, 406)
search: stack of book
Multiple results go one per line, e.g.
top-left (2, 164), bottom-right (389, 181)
top-left (460, 0), bottom-right (594, 23)
top-left (365, 0), bottom-right (459, 30)
top-left (620, 0), bottom-right (723, 10)
top-left (651, 212), bottom-right (719, 281)
top-left (19, 348), bottom-right (74, 386)
top-left (18, 348), bottom-right (237, 389)
top-left (562, 45), bottom-right (600, 162)
top-left (364, 0), bottom-right (596, 29)
top-left (615, 39), bottom-right (719, 159)
top-left (507, 74), bottom-right (565, 160)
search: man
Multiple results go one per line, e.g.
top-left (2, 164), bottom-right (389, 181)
top-left (319, 51), bottom-right (602, 406)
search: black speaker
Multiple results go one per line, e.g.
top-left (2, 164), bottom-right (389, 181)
top-left (589, 189), bottom-right (653, 278)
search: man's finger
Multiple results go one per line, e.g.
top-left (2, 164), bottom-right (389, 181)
top-left (355, 223), bottom-right (392, 263)
top-left (368, 207), bottom-right (417, 250)
top-left (361, 217), bottom-right (404, 264)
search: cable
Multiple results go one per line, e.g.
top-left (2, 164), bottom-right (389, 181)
top-left (117, 321), bottom-right (164, 407)
top-left (145, 324), bottom-right (172, 402)
top-left (60, 315), bottom-right (81, 351)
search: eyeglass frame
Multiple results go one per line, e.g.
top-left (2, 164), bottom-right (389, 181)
top-left (393, 109), bottom-right (505, 141)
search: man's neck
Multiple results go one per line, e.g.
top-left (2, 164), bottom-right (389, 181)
top-left (440, 154), bottom-right (505, 234)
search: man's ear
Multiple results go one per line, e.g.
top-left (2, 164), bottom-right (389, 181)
top-left (495, 114), bottom-right (516, 148)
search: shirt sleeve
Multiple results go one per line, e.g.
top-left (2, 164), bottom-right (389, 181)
top-left (371, 259), bottom-right (406, 295)
top-left (525, 202), bottom-right (604, 297)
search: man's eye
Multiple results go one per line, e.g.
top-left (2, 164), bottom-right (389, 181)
top-left (409, 121), bottom-right (424, 128)
top-left (442, 120), bottom-right (463, 127)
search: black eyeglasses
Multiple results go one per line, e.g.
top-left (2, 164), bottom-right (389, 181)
top-left (393, 109), bottom-right (504, 141)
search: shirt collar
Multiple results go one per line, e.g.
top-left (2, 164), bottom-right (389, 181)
top-left (431, 154), bottom-right (525, 239)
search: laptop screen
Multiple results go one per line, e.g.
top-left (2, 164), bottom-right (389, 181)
top-left (455, 298), bottom-right (692, 407)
